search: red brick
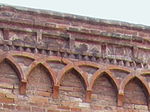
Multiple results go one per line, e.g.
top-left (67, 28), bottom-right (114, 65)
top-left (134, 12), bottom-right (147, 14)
top-left (71, 108), bottom-right (81, 112)
top-left (16, 105), bottom-right (30, 112)
top-left (3, 104), bottom-right (15, 110)
top-left (32, 107), bottom-right (45, 112)
top-left (0, 97), bottom-right (14, 103)
top-left (0, 4), bottom-right (149, 112)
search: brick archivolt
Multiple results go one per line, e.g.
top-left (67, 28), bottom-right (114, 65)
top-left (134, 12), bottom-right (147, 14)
top-left (0, 51), bottom-right (150, 106)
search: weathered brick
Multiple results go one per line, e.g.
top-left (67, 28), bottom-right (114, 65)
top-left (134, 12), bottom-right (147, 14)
top-left (71, 107), bottom-right (81, 112)
top-left (0, 97), bottom-right (14, 103)
top-left (0, 83), bottom-right (13, 89)
top-left (0, 4), bottom-right (149, 112)
top-left (29, 96), bottom-right (48, 104)
top-left (32, 107), bottom-right (45, 112)
top-left (16, 105), bottom-right (30, 112)
top-left (3, 103), bottom-right (15, 110)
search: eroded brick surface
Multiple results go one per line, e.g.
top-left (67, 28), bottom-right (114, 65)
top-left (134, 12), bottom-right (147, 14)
top-left (60, 69), bottom-right (86, 101)
top-left (26, 65), bottom-right (53, 96)
top-left (91, 75), bottom-right (117, 111)
top-left (124, 79), bottom-right (149, 111)
top-left (0, 4), bottom-right (149, 112)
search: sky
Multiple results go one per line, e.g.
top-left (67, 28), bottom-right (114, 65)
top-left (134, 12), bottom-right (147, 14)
top-left (0, 0), bottom-right (150, 26)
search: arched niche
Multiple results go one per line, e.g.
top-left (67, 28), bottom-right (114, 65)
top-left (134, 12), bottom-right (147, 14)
top-left (124, 78), bottom-right (149, 111)
top-left (59, 68), bottom-right (86, 102)
top-left (26, 64), bottom-right (53, 97)
top-left (91, 72), bottom-right (118, 108)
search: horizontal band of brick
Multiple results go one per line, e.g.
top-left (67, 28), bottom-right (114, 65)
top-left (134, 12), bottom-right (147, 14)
top-left (0, 50), bottom-right (150, 106)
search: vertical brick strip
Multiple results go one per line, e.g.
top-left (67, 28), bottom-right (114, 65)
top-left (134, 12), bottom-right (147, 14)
top-left (85, 90), bottom-right (92, 102)
top-left (37, 30), bottom-right (43, 43)
top-left (69, 36), bottom-right (75, 50)
top-left (117, 94), bottom-right (124, 107)
top-left (101, 43), bottom-right (107, 57)
top-left (53, 85), bottom-right (59, 98)
top-left (132, 46), bottom-right (138, 58)
top-left (19, 81), bottom-right (27, 95)
top-left (3, 29), bottom-right (9, 40)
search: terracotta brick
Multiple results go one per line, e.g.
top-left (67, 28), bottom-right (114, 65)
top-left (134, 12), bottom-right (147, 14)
top-left (16, 105), bottom-right (30, 112)
top-left (0, 83), bottom-right (13, 89)
top-left (3, 104), bottom-right (15, 110)
top-left (0, 97), bottom-right (14, 103)
top-left (32, 107), bottom-right (45, 112)
top-left (29, 96), bottom-right (48, 104)
top-left (0, 93), bottom-right (6, 97)
top-left (58, 105), bottom-right (70, 110)
top-left (48, 110), bottom-right (60, 112)
top-left (37, 91), bottom-right (51, 97)
top-left (0, 4), bottom-right (149, 112)
top-left (5, 93), bottom-right (17, 99)
top-left (71, 108), bottom-right (81, 112)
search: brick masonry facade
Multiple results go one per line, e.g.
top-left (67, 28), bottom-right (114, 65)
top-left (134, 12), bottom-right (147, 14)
top-left (0, 4), bottom-right (150, 112)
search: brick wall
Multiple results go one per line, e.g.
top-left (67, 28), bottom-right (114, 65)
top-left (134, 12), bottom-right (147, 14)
top-left (0, 4), bottom-right (149, 112)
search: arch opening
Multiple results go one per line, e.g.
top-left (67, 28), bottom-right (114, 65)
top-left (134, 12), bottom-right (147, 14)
top-left (59, 68), bottom-right (86, 102)
top-left (91, 72), bottom-right (118, 108)
top-left (124, 78), bottom-right (149, 111)
top-left (0, 59), bottom-right (20, 94)
top-left (26, 64), bottom-right (53, 97)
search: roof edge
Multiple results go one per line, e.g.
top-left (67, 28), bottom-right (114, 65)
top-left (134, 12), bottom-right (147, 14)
top-left (0, 3), bottom-right (150, 31)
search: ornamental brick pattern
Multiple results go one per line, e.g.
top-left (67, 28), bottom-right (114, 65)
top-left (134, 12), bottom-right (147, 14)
top-left (0, 4), bottom-right (150, 112)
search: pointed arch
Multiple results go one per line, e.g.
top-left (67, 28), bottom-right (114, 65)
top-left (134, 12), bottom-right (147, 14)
top-left (138, 70), bottom-right (150, 76)
top-left (26, 61), bottom-right (56, 85)
top-left (120, 74), bottom-right (150, 95)
top-left (0, 55), bottom-right (25, 81)
top-left (45, 56), bottom-right (72, 65)
top-left (57, 64), bottom-right (89, 89)
top-left (9, 51), bottom-right (37, 60)
top-left (74, 61), bottom-right (101, 69)
top-left (90, 69), bottom-right (119, 91)
top-left (107, 65), bottom-right (132, 73)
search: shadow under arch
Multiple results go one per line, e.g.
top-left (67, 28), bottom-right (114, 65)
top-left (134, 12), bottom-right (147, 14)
top-left (89, 69), bottom-right (119, 91)
top-left (0, 55), bottom-right (25, 81)
top-left (120, 74), bottom-right (150, 108)
top-left (89, 69), bottom-right (119, 105)
top-left (26, 62), bottom-right (56, 85)
top-left (0, 54), bottom-right (27, 94)
top-left (120, 75), bottom-right (150, 95)
top-left (57, 64), bottom-right (89, 90)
